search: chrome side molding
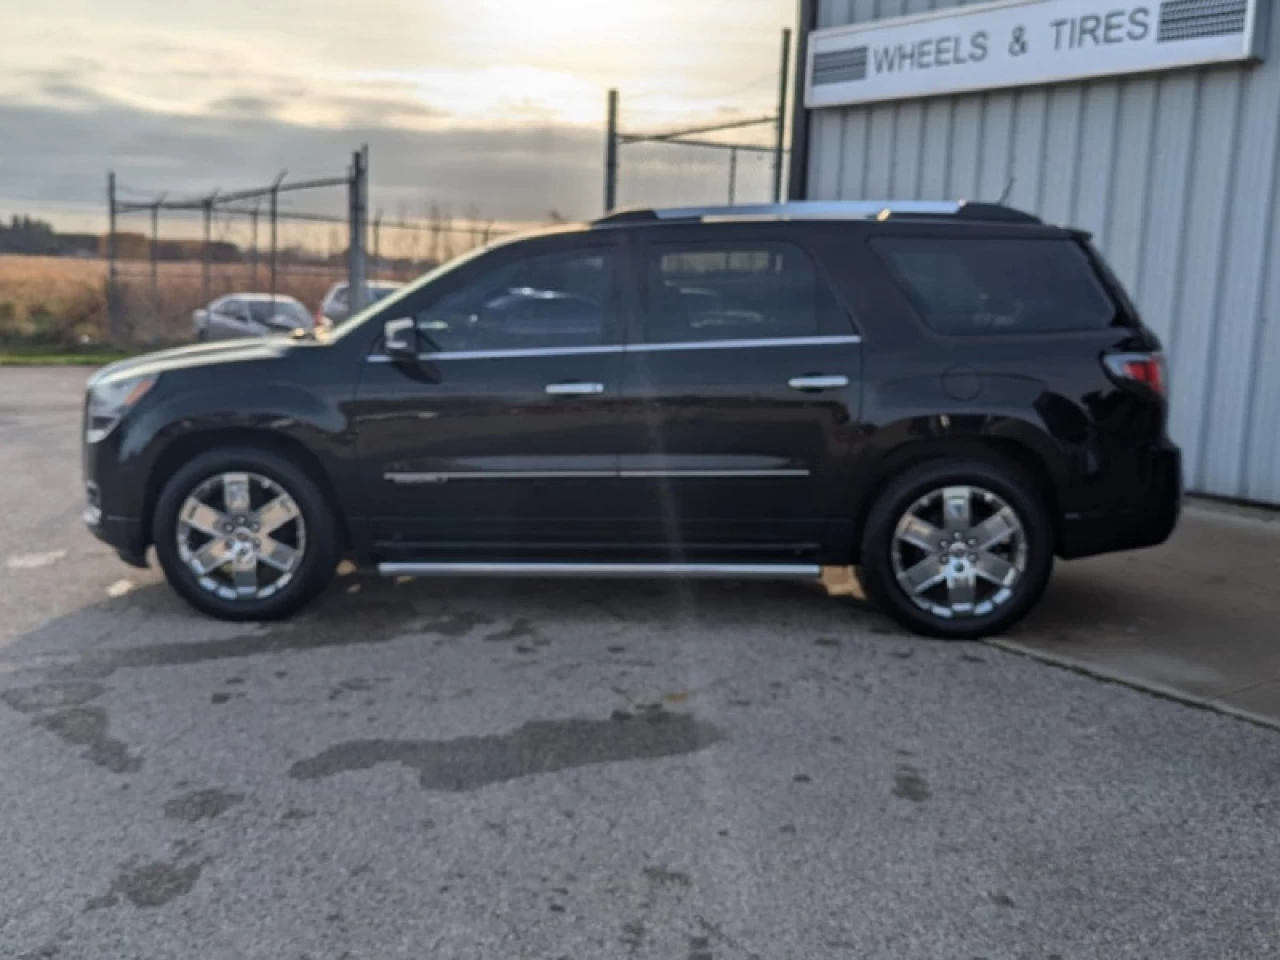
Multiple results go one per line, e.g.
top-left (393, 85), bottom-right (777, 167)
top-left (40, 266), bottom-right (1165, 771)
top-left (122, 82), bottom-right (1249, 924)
top-left (377, 562), bottom-right (822, 580)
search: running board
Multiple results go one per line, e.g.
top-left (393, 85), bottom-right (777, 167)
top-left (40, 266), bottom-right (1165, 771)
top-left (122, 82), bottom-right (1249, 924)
top-left (377, 562), bottom-right (822, 580)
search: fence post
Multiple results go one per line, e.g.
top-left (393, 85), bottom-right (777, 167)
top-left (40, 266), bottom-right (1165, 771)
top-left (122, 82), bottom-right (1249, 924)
top-left (604, 89), bottom-right (619, 213)
top-left (250, 204), bottom-right (260, 289)
top-left (348, 146), bottom-right (369, 313)
top-left (373, 210), bottom-right (382, 281)
top-left (728, 148), bottom-right (738, 205)
top-left (269, 177), bottom-right (281, 302)
top-left (106, 172), bottom-right (119, 344)
top-left (150, 199), bottom-right (162, 304)
top-left (201, 195), bottom-right (213, 308)
top-left (773, 28), bottom-right (792, 204)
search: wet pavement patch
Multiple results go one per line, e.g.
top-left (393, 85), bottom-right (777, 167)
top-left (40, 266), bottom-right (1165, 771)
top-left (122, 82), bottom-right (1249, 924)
top-left (485, 618), bottom-right (537, 643)
top-left (45, 599), bottom-right (473, 681)
top-left (31, 706), bottom-right (142, 773)
top-left (86, 859), bottom-right (204, 910)
top-left (893, 764), bottom-right (930, 802)
top-left (1, 682), bottom-right (105, 713)
top-left (288, 708), bottom-right (723, 792)
top-left (163, 788), bottom-right (244, 823)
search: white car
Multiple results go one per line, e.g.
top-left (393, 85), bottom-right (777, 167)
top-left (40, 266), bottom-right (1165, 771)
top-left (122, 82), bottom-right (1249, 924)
top-left (193, 294), bottom-right (315, 342)
top-left (319, 281), bottom-right (403, 325)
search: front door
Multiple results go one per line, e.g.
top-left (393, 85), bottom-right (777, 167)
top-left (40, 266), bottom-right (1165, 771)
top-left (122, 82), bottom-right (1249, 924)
top-left (614, 229), bottom-right (863, 562)
top-left (352, 233), bottom-right (628, 561)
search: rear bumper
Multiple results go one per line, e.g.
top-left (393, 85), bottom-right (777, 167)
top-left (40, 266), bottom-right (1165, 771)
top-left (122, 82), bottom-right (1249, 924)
top-left (1058, 442), bottom-right (1182, 559)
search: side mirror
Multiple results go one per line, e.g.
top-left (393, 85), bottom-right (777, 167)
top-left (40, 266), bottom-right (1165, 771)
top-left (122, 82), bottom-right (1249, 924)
top-left (383, 317), bottom-right (419, 359)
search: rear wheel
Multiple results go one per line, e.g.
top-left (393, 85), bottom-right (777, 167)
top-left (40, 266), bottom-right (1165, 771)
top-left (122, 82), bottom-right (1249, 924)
top-left (858, 458), bottom-right (1054, 640)
top-left (153, 447), bottom-right (339, 621)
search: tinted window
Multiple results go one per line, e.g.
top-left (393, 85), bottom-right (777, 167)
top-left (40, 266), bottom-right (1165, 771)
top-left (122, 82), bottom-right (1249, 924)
top-left (415, 249), bottom-right (613, 352)
top-left (644, 241), bottom-right (839, 343)
top-left (871, 236), bottom-right (1118, 334)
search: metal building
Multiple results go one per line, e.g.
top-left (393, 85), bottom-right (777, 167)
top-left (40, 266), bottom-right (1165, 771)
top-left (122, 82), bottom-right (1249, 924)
top-left (790, 0), bottom-right (1280, 505)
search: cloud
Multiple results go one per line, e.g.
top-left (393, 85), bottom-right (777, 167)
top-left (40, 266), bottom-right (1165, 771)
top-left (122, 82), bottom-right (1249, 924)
top-left (0, 97), bottom-right (608, 225)
top-left (209, 95), bottom-right (279, 116)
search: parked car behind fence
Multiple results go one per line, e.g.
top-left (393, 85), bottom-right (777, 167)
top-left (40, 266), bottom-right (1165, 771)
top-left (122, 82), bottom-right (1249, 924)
top-left (193, 294), bottom-right (314, 342)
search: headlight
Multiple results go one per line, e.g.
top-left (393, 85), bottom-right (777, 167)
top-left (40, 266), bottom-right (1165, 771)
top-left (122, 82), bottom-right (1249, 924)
top-left (85, 375), bottom-right (156, 443)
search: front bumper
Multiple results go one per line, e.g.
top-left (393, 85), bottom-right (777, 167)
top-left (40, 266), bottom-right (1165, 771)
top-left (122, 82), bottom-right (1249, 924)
top-left (86, 509), bottom-right (150, 568)
top-left (1058, 442), bottom-right (1182, 559)
top-left (83, 441), bottom-right (150, 568)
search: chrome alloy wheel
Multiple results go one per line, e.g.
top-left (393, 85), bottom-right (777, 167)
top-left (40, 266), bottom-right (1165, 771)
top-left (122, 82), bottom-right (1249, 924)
top-left (890, 485), bottom-right (1028, 619)
top-left (176, 472), bottom-right (306, 601)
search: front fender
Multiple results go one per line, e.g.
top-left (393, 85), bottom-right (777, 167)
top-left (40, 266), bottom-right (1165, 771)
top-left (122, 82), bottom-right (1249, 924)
top-left (109, 381), bottom-right (355, 520)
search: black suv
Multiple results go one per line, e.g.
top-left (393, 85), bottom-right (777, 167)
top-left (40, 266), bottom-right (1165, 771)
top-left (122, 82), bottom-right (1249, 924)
top-left (83, 201), bottom-right (1181, 639)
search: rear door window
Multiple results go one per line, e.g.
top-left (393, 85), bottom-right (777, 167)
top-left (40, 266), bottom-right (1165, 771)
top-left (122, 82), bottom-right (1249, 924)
top-left (871, 236), bottom-right (1118, 334)
top-left (642, 241), bottom-right (845, 343)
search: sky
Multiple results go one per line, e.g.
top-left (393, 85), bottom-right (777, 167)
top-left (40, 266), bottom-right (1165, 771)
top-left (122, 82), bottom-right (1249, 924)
top-left (0, 0), bottom-right (795, 232)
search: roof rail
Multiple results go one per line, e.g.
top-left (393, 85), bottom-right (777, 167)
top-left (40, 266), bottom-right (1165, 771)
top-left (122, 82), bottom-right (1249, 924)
top-left (593, 200), bottom-right (1040, 225)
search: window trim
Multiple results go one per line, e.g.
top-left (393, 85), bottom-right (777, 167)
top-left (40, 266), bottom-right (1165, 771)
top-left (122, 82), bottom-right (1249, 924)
top-left (366, 334), bottom-right (862, 363)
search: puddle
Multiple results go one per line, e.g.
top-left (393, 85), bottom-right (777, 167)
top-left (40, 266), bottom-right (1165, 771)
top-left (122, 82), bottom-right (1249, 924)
top-left (289, 708), bottom-right (723, 792)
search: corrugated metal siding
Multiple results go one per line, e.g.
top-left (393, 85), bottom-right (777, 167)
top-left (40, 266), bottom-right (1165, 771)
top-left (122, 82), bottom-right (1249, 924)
top-left (809, 0), bottom-right (1280, 504)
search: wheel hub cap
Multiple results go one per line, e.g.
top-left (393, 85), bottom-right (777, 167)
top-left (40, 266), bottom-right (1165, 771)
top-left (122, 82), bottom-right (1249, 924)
top-left (176, 471), bottom-right (306, 602)
top-left (890, 484), bottom-right (1028, 620)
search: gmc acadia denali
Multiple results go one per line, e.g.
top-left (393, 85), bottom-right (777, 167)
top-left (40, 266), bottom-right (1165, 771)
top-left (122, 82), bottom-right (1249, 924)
top-left (82, 201), bottom-right (1181, 638)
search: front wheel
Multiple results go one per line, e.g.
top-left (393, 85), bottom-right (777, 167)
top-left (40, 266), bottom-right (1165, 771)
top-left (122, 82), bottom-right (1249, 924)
top-left (153, 447), bottom-right (339, 621)
top-left (858, 458), bottom-right (1054, 640)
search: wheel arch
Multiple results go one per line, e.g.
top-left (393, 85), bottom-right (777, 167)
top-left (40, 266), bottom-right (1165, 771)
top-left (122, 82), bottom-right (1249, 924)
top-left (845, 419), bottom-right (1064, 564)
top-left (141, 428), bottom-right (350, 553)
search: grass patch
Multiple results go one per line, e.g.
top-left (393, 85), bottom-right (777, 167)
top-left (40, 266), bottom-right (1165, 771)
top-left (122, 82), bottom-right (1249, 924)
top-left (0, 345), bottom-right (138, 366)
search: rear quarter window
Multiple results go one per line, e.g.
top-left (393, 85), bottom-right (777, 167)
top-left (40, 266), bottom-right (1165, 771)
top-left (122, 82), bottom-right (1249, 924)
top-left (870, 236), bottom-right (1119, 335)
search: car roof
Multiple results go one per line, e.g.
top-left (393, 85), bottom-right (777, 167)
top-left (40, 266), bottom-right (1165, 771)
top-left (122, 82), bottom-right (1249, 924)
top-left (218, 292), bottom-right (304, 304)
top-left (593, 200), bottom-right (1041, 225)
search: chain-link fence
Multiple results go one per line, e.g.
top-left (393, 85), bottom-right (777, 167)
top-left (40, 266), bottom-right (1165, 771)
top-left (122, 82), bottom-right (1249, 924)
top-left (103, 150), bottom-right (508, 348)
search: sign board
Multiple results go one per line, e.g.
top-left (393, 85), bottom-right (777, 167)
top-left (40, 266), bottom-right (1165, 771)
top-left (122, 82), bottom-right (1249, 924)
top-left (806, 0), bottom-right (1264, 108)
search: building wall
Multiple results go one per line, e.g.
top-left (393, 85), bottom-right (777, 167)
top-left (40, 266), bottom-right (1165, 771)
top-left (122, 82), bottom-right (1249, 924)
top-left (808, 0), bottom-right (1280, 505)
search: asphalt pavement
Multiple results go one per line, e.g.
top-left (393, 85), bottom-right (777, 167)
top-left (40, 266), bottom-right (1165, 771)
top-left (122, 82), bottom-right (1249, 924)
top-left (2, 367), bottom-right (1279, 960)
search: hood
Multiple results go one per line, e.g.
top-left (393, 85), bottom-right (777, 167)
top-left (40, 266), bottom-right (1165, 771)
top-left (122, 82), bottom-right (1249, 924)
top-left (88, 337), bottom-right (295, 387)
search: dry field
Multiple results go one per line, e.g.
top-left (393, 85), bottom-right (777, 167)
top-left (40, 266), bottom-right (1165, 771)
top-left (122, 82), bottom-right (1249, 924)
top-left (0, 256), bottom-right (359, 346)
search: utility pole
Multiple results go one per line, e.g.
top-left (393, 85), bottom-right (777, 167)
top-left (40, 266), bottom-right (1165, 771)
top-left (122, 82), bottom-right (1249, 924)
top-left (604, 89), bottom-right (619, 213)
top-left (773, 27), bottom-right (792, 204)
top-left (728, 148), bottom-right (738, 206)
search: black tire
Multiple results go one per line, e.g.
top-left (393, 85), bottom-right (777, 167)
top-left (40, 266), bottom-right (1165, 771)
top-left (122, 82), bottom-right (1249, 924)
top-left (153, 447), bottom-right (339, 621)
top-left (858, 457), bottom-right (1054, 640)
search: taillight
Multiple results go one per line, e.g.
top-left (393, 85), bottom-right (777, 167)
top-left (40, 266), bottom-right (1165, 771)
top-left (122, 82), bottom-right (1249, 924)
top-left (1103, 352), bottom-right (1166, 396)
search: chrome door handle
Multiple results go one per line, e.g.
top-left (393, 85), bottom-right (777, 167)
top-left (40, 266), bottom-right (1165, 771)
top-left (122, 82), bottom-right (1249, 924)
top-left (788, 375), bottom-right (849, 391)
top-left (545, 381), bottom-right (605, 396)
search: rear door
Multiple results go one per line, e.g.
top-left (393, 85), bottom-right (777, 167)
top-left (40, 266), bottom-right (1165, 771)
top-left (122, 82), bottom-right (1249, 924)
top-left (612, 227), bottom-right (863, 562)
